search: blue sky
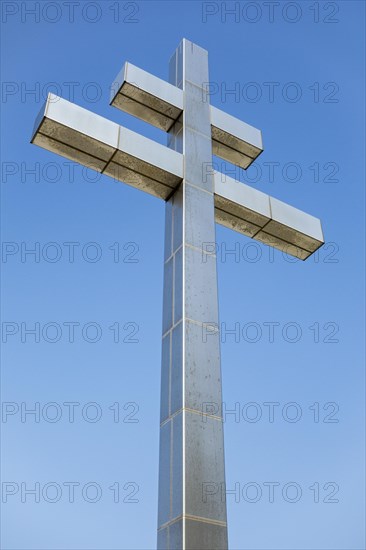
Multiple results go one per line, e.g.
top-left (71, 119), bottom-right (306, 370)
top-left (1, 1), bottom-right (365, 549)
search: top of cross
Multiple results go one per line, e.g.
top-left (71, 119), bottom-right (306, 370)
top-left (31, 38), bottom-right (324, 260)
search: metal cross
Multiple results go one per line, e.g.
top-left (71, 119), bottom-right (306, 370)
top-left (31, 38), bottom-right (324, 550)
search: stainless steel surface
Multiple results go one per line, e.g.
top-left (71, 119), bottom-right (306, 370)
top-left (157, 38), bottom-right (228, 550)
top-left (185, 246), bottom-right (219, 321)
top-left (184, 411), bottom-right (226, 521)
top-left (254, 196), bottom-right (324, 259)
top-left (162, 257), bottom-right (173, 334)
top-left (157, 527), bottom-right (168, 550)
top-left (184, 321), bottom-right (222, 411)
top-left (214, 173), bottom-right (271, 235)
top-left (211, 105), bottom-right (263, 169)
top-left (31, 93), bottom-right (119, 170)
top-left (169, 520), bottom-right (183, 550)
top-left (170, 323), bottom-right (183, 415)
top-left (158, 421), bottom-right (171, 527)
top-left (160, 334), bottom-right (170, 423)
top-left (172, 413), bottom-right (183, 519)
top-left (214, 173), bottom-right (324, 259)
top-left (173, 248), bottom-right (183, 324)
top-left (31, 37), bottom-right (324, 550)
top-left (185, 520), bottom-right (228, 550)
top-left (110, 62), bottom-right (183, 131)
top-left (32, 94), bottom-right (183, 200)
top-left (104, 125), bottom-right (183, 199)
top-left (109, 61), bottom-right (262, 169)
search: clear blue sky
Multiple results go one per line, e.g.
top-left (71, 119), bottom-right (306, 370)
top-left (1, 1), bottom-right (365, 549)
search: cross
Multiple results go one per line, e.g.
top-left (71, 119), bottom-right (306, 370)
top-left (31, 39), bottom-right (324, 550)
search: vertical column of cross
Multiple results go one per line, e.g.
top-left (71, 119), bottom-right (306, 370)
top-left (157, 39), bottom-right (228, 549)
